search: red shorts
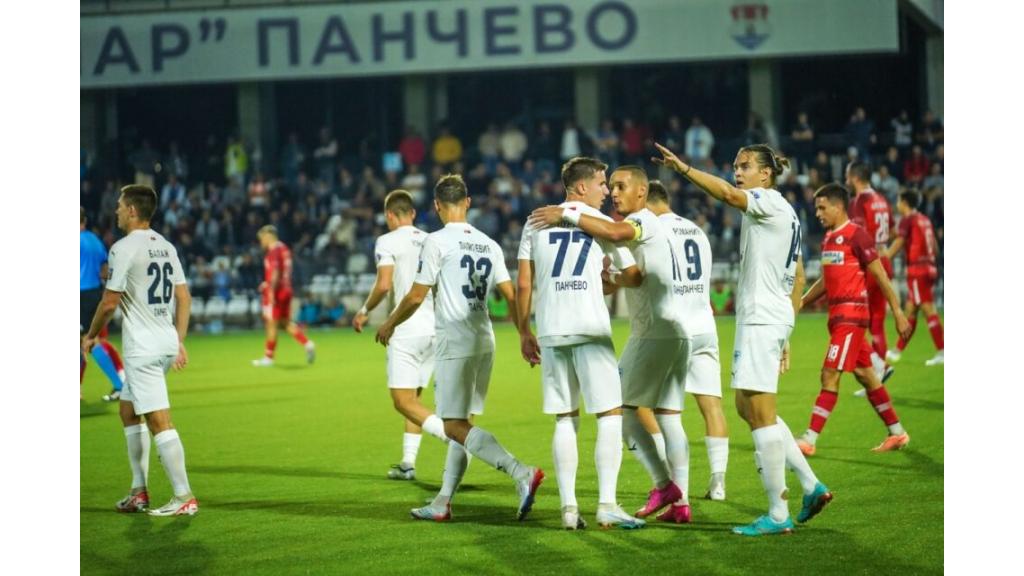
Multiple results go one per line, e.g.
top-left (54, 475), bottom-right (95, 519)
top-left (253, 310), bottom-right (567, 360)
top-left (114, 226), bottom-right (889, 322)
top-left (262, 290), bottom-right (293, 321)
top-left (822, 324), bottom-right (872, 372)
top-left (907, 272), bottom-right (936, 306)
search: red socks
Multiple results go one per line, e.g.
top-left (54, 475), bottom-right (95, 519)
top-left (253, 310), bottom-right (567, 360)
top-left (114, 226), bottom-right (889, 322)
top-left (809, 390), bottom-right (839, 434)
top-left (264, 339), bottom-right (277, 359)
top-left (867, 386), bottom-right (901, 427)
top-left (926, 314), bottom-right (944, 351)
top-left (293, 331), bottom-right (309, 346)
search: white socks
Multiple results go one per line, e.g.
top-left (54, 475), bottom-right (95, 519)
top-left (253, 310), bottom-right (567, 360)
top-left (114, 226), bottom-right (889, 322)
top-left (434, 441), bottom-right (469, 508)
top-left (655, 413), bottom-right (689, 503)
top-left (153, 429), bottom-right (191, 498)
top-left (464, 426), bottom-right (530, 482)
top-left (401, 433), bottom-right (422, 467)
top-left (623, 409), bottom-right (671, 487)
top-left (777, 417), bottom-right (819, 494)
top-left (124, 424), bottom-right (150, 490)
top-left (421, 414), bottom-right (448, 442)
top-left (651, 432), bottom-right (667, 464)
top-left (594, 414), bottom-right (623, 505)
top-left (705, 436), bottom-right (729, 476)
top-left (751, 425), bottom-right (788, 522)
top-left (552, 416), bottom-right (580, 508)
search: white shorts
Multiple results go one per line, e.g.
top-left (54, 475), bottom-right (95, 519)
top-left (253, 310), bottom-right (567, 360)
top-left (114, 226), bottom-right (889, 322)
top-left (434, 353), bottom-right (492, 419)
top-left (619, 337), bottom-right (689, 410)
top-left (387, 336), bottom-right (435, 389)
top-left (540, 337), bottom-right (622, 415)
top-left (730, 324), bottom-right (792, 394)
top-left (121, 355), bottom-right (174, 415)
top-left (685, 332), bottom-right (722, 398)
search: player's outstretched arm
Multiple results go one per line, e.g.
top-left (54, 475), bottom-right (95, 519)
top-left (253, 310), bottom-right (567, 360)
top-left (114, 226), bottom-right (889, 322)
top-left (83, 290), bottom-right (123, 356)
top-left (867, 259), bottom-right (912, 340)
top-left (173, 283), bottom-right (191, 370)
top-left (354, 265), bottom-right (394, 333)
top-left (376, 282), bottom-right (429, 346)
top-left (652, 142), bottom-right (748, 211)
top-left (526, 207), bottom-right (637, 243)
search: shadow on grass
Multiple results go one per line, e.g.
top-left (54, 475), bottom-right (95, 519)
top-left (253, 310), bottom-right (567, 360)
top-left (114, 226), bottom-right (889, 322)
top-left (80, 403), bottom-right (113, 418)
top-left (82, 513), bottom-right (214, 575)
top-left (892, 396), bottom-right (945, 412)
top-left (814, 448), bottom-right (943, 477)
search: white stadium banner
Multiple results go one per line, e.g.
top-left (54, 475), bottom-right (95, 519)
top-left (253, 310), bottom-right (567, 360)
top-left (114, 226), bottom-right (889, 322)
top-left (81, 0), bottom-right (899, 89)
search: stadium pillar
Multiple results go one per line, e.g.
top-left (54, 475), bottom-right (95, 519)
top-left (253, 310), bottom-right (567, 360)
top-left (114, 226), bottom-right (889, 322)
top-left (81, 91), bottom-right (99, 159)
top-left (403, 75), bottom-right (431, 137)
top-left (748, 59), bottom-right (782, 145)
top-left (432, 75), bottom-right (449, 128)
top-left (925, 34), bottom-right (943, 117)
top-left (574, 67), bottom-right (606, 133)
top-left (237, 82), bottom-right (277, 174)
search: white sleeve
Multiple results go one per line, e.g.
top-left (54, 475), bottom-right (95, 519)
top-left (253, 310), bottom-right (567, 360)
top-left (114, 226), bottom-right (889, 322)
top-left (374, 236), bottom-right (395, 267)
top-left (106, 243), bottom-right (130, 292)
top-left (516, 224), bottom-right (534, 261)
top-left (169, 247), bottom-right (187, 285)
top-left (743, 188), bottom-right (776, 220)
top-left (414, 236), bottom-right (442, 287)
top-left (598, 238), bottom-right (636, 270)
top-left (625, 213), bottom-right (648, 244)
top-left (492, 247), bottom-right (512, 285)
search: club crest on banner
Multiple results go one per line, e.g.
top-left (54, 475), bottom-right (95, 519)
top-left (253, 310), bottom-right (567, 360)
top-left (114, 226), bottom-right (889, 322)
top-left (730, 3), bottom-right (771, 50)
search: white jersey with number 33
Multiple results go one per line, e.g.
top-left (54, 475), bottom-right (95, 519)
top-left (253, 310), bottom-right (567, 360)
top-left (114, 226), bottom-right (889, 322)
top-left (415, 222), bottom-right (510, 360)
top-left (106, 229), bottom-right (186, 358)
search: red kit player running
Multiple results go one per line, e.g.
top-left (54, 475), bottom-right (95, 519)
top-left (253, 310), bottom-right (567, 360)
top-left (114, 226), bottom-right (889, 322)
top-left (252, 225), bottom-right (315, 366)
top-left (884, 190), bottom-right (944, 366)
top-left (846, 161), bottom-right (896, 381)
top-left (795, 184), bottom-right (914, 455)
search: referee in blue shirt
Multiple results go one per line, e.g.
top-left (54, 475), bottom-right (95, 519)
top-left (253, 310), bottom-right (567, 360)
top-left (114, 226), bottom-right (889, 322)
top-left (81, 207), bottom-right (124, 399)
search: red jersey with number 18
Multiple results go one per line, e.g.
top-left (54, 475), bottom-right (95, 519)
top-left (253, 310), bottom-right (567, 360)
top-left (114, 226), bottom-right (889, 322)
top-left (821, 221), bottom-right (877, 329)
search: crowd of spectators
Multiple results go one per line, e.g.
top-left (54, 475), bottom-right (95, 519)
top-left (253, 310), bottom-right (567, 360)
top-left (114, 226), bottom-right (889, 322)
top-left (80, 106), bottom-right (944, 314)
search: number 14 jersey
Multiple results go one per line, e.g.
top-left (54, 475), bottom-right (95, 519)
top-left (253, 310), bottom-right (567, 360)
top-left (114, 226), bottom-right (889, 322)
top-left (415, 222), bottom-right (510, 360)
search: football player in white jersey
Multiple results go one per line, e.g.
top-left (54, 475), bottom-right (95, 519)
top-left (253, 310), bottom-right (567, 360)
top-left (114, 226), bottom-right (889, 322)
top-left (653, 142), bottom-right (831, 536)
top-left (646, 180), bottom-right (731, 502)
top-left (353, 190), bottom-right (446, 481)
top-left (376, 174), bottom-right (544, 523)
top-left (529, 166), bottom-right (694, 525)
top-left (517, 157), bottom-right (645, 530)
top-left (82, 185), bottom-right (198, 517)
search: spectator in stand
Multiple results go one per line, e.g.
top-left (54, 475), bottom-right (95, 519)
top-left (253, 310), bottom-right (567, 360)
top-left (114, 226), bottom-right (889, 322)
top-left (314, 127), bottom-right (339, 187)
top-left (165, 141), bottom-right (189, 182)
top-left (891, 110), bottom-right (913, 154)
top-left (202, 134), bottom-right (224, 186)
top-left (594, 118), bottom-right (620, 166)
top-left (290, 210), bottom-right (317, 258)
top-left (741, 111), bottom-right (767, 146)
top-left (662, 115), bottom-right (686, 154)
top-left (812, 151), bottom-right (833, 182)
top-left (922, 163), bottom-right (943, 196)
top-left (903, 145), bottom-right (930, 185)
top-left (790, 112), bottom-right (815, 173)
top-left (500, 121), bottom-right (528, 173)
top-left (882, 146), bottom-right (903, 183)
top-left (398, 125), bottom-right (427, 168)
top-left (530, 121), bottom-right (558, 174)
top-left (432, 123), bottom-right (463, 169)
top-left (620, 117), bottom-right (645, 164)
top-left (478, 123), bottom-right (501, 175)
top-left (219, 207), bottom-right (237, 249)
top-left (190, 256), bottom-right (214, 301)
top-left (872, 164), bottom-right (901, 203)
top-left (160, 174), bottom-right (187, 211)
top-left (845, 107), bottom-right (876, 161)
top-left (225, 135), bottom-right (249, 185)
top-left (400, 163), bottom-right (428, 206)
top-left (917, 110), bottom-right (943, 153)
top-left (213, 259), bottom-right (233, 301)
top-left (685, 116), bottom-right (715, 163)
top-left (357, 166), bottom-right (387, 205)
top-left (560, 119), bottom-right (582, 161)
top-left (280, 131), bottom-right (306, 188)
top-left (237, 252), bottom-right (262, 293)
top-left (194, 210), bottom-right (220, 253)
top-left (248, 172), bottom-right (271, 209)
top-left (130, 139), bottom-right (159, 188)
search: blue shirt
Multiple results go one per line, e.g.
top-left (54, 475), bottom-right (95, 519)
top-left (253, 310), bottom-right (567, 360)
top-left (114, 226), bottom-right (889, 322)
top-left (80, 230), bottom-right (107, 291)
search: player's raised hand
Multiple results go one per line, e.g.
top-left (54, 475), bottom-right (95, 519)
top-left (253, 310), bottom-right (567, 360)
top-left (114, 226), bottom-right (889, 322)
top-left (520, 332), bottom-right (542, 367)
top-left (527, 206), bottom-right (566, 230)
top-left (651, 142), bottom-right (688, 174)
top-left (352, 311), bottom-right (370, 333)
top-left (375, 322), bottom-right (394, 347)
top-left (779, 340), bottom-right (791, 374)
top-left (173, 342), bottom-right (189, 371)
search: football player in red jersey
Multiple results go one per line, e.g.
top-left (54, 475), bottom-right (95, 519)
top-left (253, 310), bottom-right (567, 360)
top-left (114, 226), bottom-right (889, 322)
top-left (253, 225), bottom-right (315, 366)
top-left (846, 161), bottom-right (896, 381)
top-left (795, 184), bottom-right (914, 455)
top-left (884, 191), bottom-right (944, 366)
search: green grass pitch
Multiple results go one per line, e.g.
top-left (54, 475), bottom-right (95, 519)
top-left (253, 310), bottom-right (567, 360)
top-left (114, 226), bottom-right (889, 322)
top-left (80, 314), bottom-right (943, 575)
